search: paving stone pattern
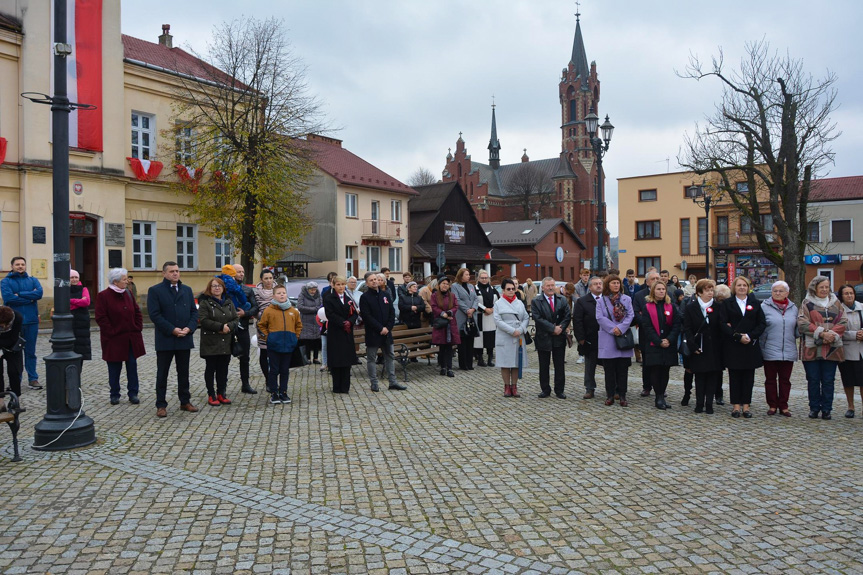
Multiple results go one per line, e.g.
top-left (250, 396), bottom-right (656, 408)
top-left (1, 327), bottom-right (862, 574)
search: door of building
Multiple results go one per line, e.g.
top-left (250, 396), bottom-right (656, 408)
top-left (70, 213), bottom-right (98, 307)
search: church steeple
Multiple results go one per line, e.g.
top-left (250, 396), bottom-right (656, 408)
top-left (488, 102), bottom-right (501, 169)
top-left (570, 11), bottom-right (589, 80)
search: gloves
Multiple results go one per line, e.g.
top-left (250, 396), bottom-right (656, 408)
top-left (343, 321), bottom-right (352, 333)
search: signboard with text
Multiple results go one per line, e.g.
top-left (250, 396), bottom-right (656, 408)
top-left (444, 221), bottom-right (465, 244)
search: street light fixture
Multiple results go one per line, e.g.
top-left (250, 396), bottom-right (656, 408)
top-left (585, 107), bottom-right (613, 271)
top-left (687, 179), bottom-right (714, 280)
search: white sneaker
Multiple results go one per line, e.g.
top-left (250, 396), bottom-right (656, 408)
top-left (576, 357), bottom-right (584, 364)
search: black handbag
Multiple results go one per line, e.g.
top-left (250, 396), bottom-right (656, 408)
top-left (614, 329), bottom-right (635, 350)
top-left (463, 318), bottom-right (479, 338)
top-left (433, 316), bottom-right (450, 330)
top-left (678, 335), bottom-right (690, 357)
top-left (523, 328), bottom-right (533, 345)
top-left (290, 345), bottom-right (308, 368)
top-left (231, 332), bottom-right (243, 357)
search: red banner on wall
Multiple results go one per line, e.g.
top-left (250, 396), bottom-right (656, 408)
top-left (727, 262), bottom-right (736, 284)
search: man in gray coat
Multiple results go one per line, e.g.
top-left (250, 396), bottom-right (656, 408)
top-left (532, 277), bottom-right (572, 399)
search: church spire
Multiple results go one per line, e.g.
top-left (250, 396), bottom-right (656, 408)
top-left (569, 10), bottom-right (589, 80)
top-left (488, 101), bottom-right (501, 169)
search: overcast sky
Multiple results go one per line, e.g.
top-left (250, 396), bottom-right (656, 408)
top-left (123, 1), bottom-right (863, 236)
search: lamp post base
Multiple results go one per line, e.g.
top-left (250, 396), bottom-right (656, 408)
top-left (31, 349), bottom-right (96, 451)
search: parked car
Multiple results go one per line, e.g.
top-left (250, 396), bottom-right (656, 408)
top-left (751, 283), bottom-right (773, 302)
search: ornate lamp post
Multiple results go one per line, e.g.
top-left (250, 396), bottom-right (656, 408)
top-left (687, 179), bottom-right (714, 280)
top-left (584, 108), bottom-right (614, 271)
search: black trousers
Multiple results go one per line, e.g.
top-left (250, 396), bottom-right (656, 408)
top-left (0, 351), bottom-right (23, 396)
top-left (684, 369), bottom-right (694, 394)
top-left (695, 370), bottom-right (721, 409)
top-left (538, 346), bottom-right (566, 395)
top-left (301, 338), bottom-right (321, 360)
top-left (204, 355), bottom-right (231, 397)
top-left (458, 335), bottom-right (474, 369)
top-left (236, 325), bottom-right (251, 385)
top-left (648, 364), bottom-right (671, 397)
top-left (155, 349), bottom-right (191, 408)
top-left (728, 369), bottom-right (755, 405)
top-left (583, 348), bottom-right (598, 392)
top-left (439, 344), bottom-right (454, 370)
top-left (259, 347), bottom-right (269, 379)
top-left (716, 372), bottom-right (725, 401)
top-left (604, 357), bottom-right (630, 399)
top-left (267, 349), bottom-right (291, 394)
top-left (331, 366), bottom-right (351, 393)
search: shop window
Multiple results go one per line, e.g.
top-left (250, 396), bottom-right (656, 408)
top-left (636, 220), bottom-right (661, 240)
top-left (636, 257), bottom-right (660, 277)
top-left (366, 246), bottom-right (380, 272)
top-left (639, 189), bottom-right (657, 202)
top-left (832, 219), bottom-right (852, 243)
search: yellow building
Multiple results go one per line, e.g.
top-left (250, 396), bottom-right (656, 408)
top-left (0, 2), bottom-right (245, 312)
top-left (618, 169), bottom-right (781, 286)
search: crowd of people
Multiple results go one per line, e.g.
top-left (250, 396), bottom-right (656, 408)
top-left (1, 256), bottom-right (861, 422)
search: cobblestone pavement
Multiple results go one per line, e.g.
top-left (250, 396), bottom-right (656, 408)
top-left (1, 327), bottom-right (862, 574)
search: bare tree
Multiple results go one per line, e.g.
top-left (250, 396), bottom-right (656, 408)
top-left (408, 167), bottom-right (438, 187)
top-left (506, 163), bottom-right (554, 220)
top-left (678, 39), bottom-right (839, 302)
top-left (168, 17), bottom-right (328, 272)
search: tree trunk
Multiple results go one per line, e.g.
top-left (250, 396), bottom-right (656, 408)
top-left (240, 189), bottom-right (258, 279)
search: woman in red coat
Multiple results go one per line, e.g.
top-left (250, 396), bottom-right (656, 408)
top-left (95, 268), bottom-right (146, 405)
top-left (431, 275), bottom-right (460, 377)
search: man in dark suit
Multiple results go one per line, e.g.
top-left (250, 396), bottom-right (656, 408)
top-left (147, 261), bottom-right (199, 417)
top-left (360, 274), bottom-right (406, 392)
top-left (633, 270), bottom-right (660, 396)
top-left (232, 264), bottom-right (258, 394)
top-left (573, 276), bottom-right (603, 399)
top-left (532, 277), bottom-right (572, 399)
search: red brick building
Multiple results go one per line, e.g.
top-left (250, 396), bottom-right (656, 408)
top-left (441, 13), bottom-right (605, 270)
top-left (481, 218), bottom-right (586, 283)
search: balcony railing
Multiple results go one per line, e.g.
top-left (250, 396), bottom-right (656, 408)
top-left (362, 219), bottom-right (402, 240)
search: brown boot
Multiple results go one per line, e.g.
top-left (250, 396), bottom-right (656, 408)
top-left (511, 383), bottom-right (521, 398)
top-left (504, 384), bottom-right (512, 397)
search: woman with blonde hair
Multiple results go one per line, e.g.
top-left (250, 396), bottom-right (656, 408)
top-left (683, 279), bottom-right (723, 414)
top-left (641, 281), bottom-right (681, 410)
top-left (719, 276), bottom-right (766, 418)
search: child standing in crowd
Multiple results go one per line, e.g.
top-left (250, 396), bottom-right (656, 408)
top-left (257, 285), bottom-right (302, 405)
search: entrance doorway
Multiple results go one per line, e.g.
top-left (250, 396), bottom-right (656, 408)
top-left (70, 213), bottom-right (98, 307)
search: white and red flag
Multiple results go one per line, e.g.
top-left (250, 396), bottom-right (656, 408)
top-left (52, 0), bottom-right (103, 151)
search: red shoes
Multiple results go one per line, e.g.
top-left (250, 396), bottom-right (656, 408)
top-left (208, 396), bottom-right (221, 406)
top-left (217, 394), bottom-right (231, 405)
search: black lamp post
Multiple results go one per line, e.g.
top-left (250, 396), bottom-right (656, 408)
top-left (687, 179), bottom-right (713, 280)
top-left (24, 0), bottom-right (96, 450)
top-left (584, 108), bottom-right (614, 272)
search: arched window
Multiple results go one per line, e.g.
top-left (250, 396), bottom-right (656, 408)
top-left (457, 163), bottom-right (462, 178)
top-left (569, 99), bottom-right (576, 123)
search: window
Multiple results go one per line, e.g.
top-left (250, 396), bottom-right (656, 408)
top-left (131, 112), bottom-right (155, 160)
top-left (832, 219), bottom-right (852, 243)
top-left (132, 221), bottom-right (155, 270)
top-left (366, 246), bottom-right (380, 272)
top-left (697, 218), bottom-right (707, 255)
top-left (637, 257), bottom-right (661, 277)
top-left (345, 193), bottom-right (358, 218)
top-left (680, 218), bottom-right (690, 255)
top-left (371, 201), bottom-right (380, 235)
top-left (736, 182), bottom-right (749, 194)
top-left (639, 189), bottom-right (657, 202)
top-left (390, 200), bottom-right (402, 222)
top-left (636, 220), bottom-right (661, 240)
top-left (560, 266), bottom-right (564, 280)
top-left (175, 124), bottom-right (194, 166)
top-left (807, 221), bottom-right (821, 243)
top-left (176, 224), bottom-right (197, 270)
top-left (761, 214), bottom-right (774, 231)
top-left (346, 246), bottom-right (357, 277)
top-left (716, 216), bottom-right (729, 245)
top-left (388, 247), bottom-right (402, 272)
top-left (742, 213), bottom-right (773, 234)
top-left (215, 236), bottom-right (233, 269)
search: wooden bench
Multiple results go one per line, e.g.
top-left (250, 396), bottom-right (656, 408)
top-left (353, 324), bottom-right (439, 382)
top-left (0, 392), bottom-right (22, 462)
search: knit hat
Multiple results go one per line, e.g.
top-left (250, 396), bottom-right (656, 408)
top-left (437, 274), bottom-right (449, 283)
top-left (407, 281), bottom-right (417, 289)
top-left (221, 265), bottom-right (237, 278)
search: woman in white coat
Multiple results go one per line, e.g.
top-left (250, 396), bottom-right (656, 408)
top-left (494, 278), bottom-right (530, 398)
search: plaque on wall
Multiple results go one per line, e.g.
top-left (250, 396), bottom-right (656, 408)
top-left (105, 223), bottom-right (126, 246)
top-left (33, 226), bottom-right (47, 244)
top-left (108, 249), bottom-right (123, 268)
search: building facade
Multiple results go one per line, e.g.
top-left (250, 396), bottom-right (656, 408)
top-left (481, 218), bottom-right (585, 283)
top-left (804, 176), bottom-right (863, 289)
top-left (440, 13), bottom-right (606, 270)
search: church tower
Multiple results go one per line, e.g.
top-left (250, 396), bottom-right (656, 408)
top-left (557, 10), bottom-right (602, 266)
top-left (488, 104), bottom-right (501, 169)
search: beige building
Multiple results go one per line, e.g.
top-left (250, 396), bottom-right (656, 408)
top-left (0, 2), bottom-right (246, 312)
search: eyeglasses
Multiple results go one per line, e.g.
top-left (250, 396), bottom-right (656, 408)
top-left (504, 287), bottom-right (516, 292)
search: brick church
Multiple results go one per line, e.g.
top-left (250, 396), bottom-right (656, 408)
top-left (441, 13), bottom-right (606, 267)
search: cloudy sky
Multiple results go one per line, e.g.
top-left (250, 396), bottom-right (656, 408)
top-left (123, 1), bottom-right (863, 235)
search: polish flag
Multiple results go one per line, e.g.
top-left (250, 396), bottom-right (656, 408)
top-left (52, 0), bottom-right (103, 151)
top-left (484, 250), bottom-right (492, 260)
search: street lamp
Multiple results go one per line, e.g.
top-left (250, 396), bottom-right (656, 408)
top-left (687, 179), bottom-right (713, 280)
top-left (584, 107), bottom-right (614, 272)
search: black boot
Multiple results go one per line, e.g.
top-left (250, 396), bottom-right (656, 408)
top-left (241, 382), bottom-right (258, 394)
top-left (680, 392), bottom-right (690, 406)
top-left (487, 351), bottom-right (495, 367)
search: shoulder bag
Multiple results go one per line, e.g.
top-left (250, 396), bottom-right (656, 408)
top-left (602, 297), bottom-right (634, 350)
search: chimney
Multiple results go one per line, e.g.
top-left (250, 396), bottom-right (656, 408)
top-left (158, 24), bottom-right (173, 48)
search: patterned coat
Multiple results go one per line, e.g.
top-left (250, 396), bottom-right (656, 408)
top-left (797, 294), bottom-right (846, 362)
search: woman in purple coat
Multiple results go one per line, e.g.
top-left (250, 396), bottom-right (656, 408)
top-left (596, 274), bottom-right (635, 406)
top-left (431, 275), bottom-right (461, 377)
top-left (95, 268), bottom-right (146, 405)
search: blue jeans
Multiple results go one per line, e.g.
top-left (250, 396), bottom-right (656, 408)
top-left (107, 345), bottom-right (140, 400)
top-left (803, 359), bottom-right (838, 414)
top-left (21, 323), bottom-right (39, 383)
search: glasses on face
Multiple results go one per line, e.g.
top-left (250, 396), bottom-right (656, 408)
top-left (504, 287), bottom-right (515, 292)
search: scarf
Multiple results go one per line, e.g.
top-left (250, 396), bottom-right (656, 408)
top-left (808, 294), bottom-right (831, 308)
top-left (646, 301), bottom-right (672, 340)
top-left (699, 297), bottom-right (714, 322)
top-left (109, 284), bottom-right (126, 293)
top-left (477, 282), bottom-right (495, 307)
top-left (275, 300), bottom-right (292, 311)
top-left (772, 297), bottom-right (789, 311)
top-left (609, 292), bottom-right (625, 322)
top-left (502, 293), bottom-right (516, 303)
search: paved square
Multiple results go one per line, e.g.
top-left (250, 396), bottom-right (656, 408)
top-left (1, 327), bottom-right (861, 574)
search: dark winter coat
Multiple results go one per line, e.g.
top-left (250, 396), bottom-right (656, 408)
top-left (719, 294), bottom-right (766, 370)
top-left (572, 292), bottom-right (600, 354)
top-left (296, 286), bottom-right (323, 340)
top-left (640, 299), bottom-right (681, 367)
top-left (69, 284), bottom-right (92, 360)
top-left (430, 290), bottom-right (461, 345)
top-left (0, 309), bottom-right (23, 352)
top-left (95, 288), bottom-right (146, 363)
top-left (398, 293), bottom-right (424, 329)
top-left (360, 288), bottom-right (396, 348)
top-left (323, 291), bottom-right (359, 368)
top-left (238, 283), bottom-right (258, 327)
top-left (147, 279), bottom-right (198, 351)
top-left (682, 299), bottom-right (723, 373)
top-left (197, 294), bottom-right (239, 357)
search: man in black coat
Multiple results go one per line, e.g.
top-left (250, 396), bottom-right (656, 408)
top-left (532, 277), bottom-right (572, 399)
top-left (232, 265), bottom-right (259, 394)
top-left (573, 276), bottom-right (603, 399)
top-left (147, 261), bottom-right (199, 417)
top-left (632, 270), bottom-right (660, 396)
top-left (360, 274), bottom-right (406, 392)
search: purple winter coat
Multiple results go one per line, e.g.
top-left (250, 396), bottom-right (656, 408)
top-left (430, 290), bottom-right (461, 345)
top-left (595, 293), bottom-right (635, 359)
